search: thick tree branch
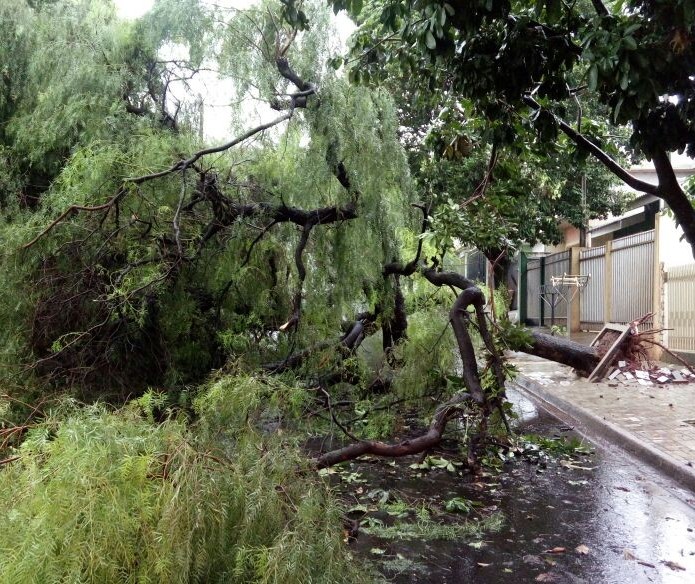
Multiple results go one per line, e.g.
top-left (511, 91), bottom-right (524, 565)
top-left (421, 267), bottom-right (476, 291)
top-left (590, 0), bottom-right (610, 17)
top-left (523, 96), bottom-right (659, 196)
top-left (276, 56), bottom-right (314, 92)
top-left (652, 148), bottom-right (695, 258)
top-left (316, 268), bottom-right (494, 467)
top-left (315, 389), bottom-right (472, 468)
top-left (448, 288), bottom-right (487, 405)
top-left (280, 223), bottom-right (312, 332)
top-left (524, 330), bottom-right (599, 375)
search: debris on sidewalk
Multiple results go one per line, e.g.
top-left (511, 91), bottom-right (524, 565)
top-left (605, 363), bottom-right (695, 386)
top-left (586, 314), bottom-right (695, 383)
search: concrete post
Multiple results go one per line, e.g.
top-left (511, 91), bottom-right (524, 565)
top-left (651, 214), bottom-right (664, 360)
top-left (519, 252), bottom-right (527, 324)
top-left (569, 246), bottom-right (584, 335)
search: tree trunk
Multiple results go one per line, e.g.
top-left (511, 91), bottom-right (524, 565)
top-left (382, 275), bottom-right (408, 354)
top-left (521, 330), bottom-right (600, 376)
top-left (483, 248), bottom-right (510, 290)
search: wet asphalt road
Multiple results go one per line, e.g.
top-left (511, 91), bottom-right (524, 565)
top-left (346, 389), bottom-right (695, 583)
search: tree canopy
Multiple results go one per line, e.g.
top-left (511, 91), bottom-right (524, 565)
top-left (328, 0), bottom-right (695, 257)
top-left (0, 0), bottom-right (691, 581)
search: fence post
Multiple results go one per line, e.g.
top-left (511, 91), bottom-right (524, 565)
top-left (519, 252), bottom-right (527, 324)
top-left (651, 213), bottom-right (663, 360)
top-left (604, 240), bottom-right (613, 325)
top-left (569, 246), bottom-right (583, 334)
top-left (539, 256), bottom-right (546, 326)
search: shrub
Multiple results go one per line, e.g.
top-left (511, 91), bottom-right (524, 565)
top-left (0, 377), bottom-right (368, 583)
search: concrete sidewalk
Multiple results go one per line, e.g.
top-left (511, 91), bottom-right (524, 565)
top-left (509, 351), bottom-right (695, 494)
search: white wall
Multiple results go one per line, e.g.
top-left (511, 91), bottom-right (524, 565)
top-left (658, 210), bottom-right (695, 269)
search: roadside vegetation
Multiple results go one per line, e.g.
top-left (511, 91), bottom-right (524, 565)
top-left (0, 0), bottom-right (692, 581)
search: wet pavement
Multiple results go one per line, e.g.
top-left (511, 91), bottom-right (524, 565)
top-left (339, 389), bottom-right (695, 583)
top-left (511, 351), bottom-right (695, 490)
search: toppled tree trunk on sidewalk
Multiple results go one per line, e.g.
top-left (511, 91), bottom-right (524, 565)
top-left (522, 331), bottom-right (600, 377)
top-left (517, 314), bottom-right (694, 381)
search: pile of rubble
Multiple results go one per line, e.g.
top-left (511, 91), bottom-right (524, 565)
top-left (606, 362), bottom-right (695, 386)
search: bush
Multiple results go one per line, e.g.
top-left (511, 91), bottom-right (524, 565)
top-left (0, 377), bottom-right (368, 584)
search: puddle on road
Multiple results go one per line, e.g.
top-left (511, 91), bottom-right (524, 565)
top-left (334, 390), bottom-right (695, 583)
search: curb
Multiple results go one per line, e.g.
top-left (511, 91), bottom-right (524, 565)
top-left (512, 374), bottom-right (695, 495)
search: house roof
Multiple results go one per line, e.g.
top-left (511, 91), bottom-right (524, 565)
top-left (588, 155), bottom-right (695, 236)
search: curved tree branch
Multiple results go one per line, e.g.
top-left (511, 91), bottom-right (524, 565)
top-left (315, 388), bottom-right (472, 468)
top-left (652, 148), bottom-right (695, 258)
top-left (316, 268), bottom-right (495, 467)
top-left (280, 223), bottom-right (312, 332)
top-left (523, 96), bottom-right (659, 196)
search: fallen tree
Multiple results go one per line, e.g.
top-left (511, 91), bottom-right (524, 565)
top-left (6, 0), bottom-right (671, 473)
top-left (524, 332), bottom-right (600, 377)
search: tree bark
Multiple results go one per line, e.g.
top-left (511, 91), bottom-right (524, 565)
top-left (483, 247), bottom-right (510, 290)
top-left (522, 330), bottom-right (599, 376)
top-left (524, 96), bottom-right (695, 260)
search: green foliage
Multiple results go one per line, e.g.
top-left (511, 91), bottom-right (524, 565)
top-left (0, 375), bottom-right (367, 583)
top-left (496, 320), bottom-right (534, 352)
top-left (0, 0), bottom-right (419, 393)
top-left (391, 305), bottom-right (456, 400)
top-left (409, 455), bottom-right (462, 474)
top-left (550, 324), bottom-right (567, 337)
top-left (443, 496), bottom-right (475, 514)
top-left (361, 508), bottom-right (503, 541)
top-left (351, 400), bottom-right (397, 439)
top-left (521, 433), bottom-right (594, 457)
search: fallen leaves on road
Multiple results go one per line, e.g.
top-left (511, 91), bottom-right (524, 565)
top-left (575, 544), bottom-right (590, 555)
top-left (535, 573), bottom-right (557, 582)
top-left (543, 547), bottom-right (566, 554)
top-left (560, 460), bottom-right (595, 471)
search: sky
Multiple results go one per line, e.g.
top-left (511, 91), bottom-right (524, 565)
top-left (114, 0), bottom-right (154, 20)
top-left (113, 0), bottom-right (355, 140)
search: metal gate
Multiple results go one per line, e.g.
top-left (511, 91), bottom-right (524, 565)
top-left (542, 251), bottom-right (571, 327)
top-left (579, 245), bottom-right (605, 330)
top-left (667, 263), bottom-right (695, 353)
top-left (611, 231), bottom-right (654, 326)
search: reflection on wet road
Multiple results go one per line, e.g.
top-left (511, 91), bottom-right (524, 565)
top-left (349, 388), bottom-right (695, 583)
